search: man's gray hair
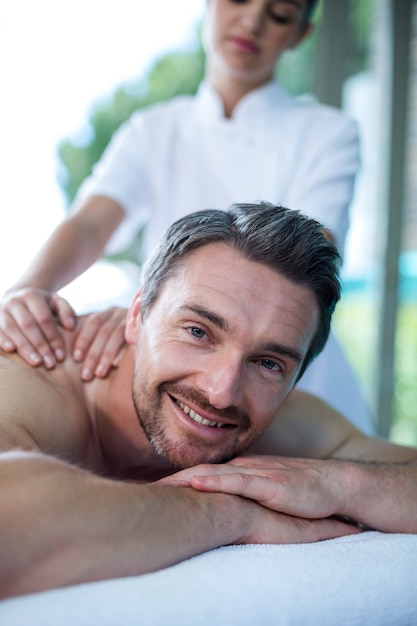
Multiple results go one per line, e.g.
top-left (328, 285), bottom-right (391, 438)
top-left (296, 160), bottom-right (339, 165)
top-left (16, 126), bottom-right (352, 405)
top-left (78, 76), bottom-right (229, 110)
top-left (140, 202), bottom-right (341, 379)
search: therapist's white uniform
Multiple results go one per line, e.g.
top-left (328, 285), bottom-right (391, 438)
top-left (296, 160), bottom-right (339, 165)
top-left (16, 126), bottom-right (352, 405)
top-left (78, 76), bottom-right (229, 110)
top-left (76, 80), bottom-right (374, 433)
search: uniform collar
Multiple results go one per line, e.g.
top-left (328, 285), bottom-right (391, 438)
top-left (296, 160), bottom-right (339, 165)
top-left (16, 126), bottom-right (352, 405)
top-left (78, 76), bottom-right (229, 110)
top-left (196, 79), bottom-right (293, 125)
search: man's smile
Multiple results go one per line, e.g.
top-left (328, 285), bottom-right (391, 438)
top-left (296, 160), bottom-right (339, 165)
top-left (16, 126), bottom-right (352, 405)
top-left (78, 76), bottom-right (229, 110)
top-left (175, 399), bottom-right (233, 429)
top-left (166, 389), bottom-right (243, 440)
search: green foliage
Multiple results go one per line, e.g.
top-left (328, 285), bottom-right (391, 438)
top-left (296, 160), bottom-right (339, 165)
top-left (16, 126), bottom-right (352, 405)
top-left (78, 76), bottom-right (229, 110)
top-left (347, 0), bottom-right (373, 76)
top-left (277, 0), bottom-right (373, 96)
top-left (277, 31), bottom-right (318, 96)
top-left (334, 296), bottom-right (417, 446)
top-left (392, 303), bottom-right (417, 445)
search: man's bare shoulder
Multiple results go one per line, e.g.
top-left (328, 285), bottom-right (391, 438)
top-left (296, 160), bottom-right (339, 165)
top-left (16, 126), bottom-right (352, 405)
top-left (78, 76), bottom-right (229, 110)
top-left (0, 349), bottom-right (93, 462)
top-left (249, 389), bottom-right (357, 459)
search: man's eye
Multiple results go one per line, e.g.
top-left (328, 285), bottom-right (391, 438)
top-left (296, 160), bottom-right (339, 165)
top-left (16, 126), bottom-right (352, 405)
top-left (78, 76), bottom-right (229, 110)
top-left (189, 327), bottom-right (206, 339)
top-left (258, 358), bottom-right (280, 372)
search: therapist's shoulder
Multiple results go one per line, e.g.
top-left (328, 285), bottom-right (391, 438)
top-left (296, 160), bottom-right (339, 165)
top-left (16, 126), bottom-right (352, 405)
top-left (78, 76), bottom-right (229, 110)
top-left (126, 93), bottom-right (197, 130)
top-left (293, 94), bottom-right (359, 142)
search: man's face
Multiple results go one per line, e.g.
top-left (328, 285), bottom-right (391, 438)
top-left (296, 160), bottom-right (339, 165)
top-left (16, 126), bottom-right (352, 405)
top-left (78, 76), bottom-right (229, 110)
top-left (126, 243), bottom-right (318, 469)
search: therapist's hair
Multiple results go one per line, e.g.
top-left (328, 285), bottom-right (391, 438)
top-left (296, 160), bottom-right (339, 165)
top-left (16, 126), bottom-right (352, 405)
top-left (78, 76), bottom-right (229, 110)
top-left (305, 0), bottom-right (319, 22)
top-left (140, 202), bottom-right (341, 379)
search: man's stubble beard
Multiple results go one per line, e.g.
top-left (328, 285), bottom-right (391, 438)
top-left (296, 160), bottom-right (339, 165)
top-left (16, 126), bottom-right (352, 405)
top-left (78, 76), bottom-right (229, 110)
top-left (131, 373), bottom-right (253, 470)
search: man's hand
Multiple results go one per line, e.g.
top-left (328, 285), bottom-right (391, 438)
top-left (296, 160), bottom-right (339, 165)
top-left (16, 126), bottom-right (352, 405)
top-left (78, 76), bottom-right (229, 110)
top-left (74, 307), bottom-right (127, 381)
top-left (0, 288), bottom-right (75, 368)
top-left (161, 455), bottom-right (345, 520)
top-left (162, 454), bottom-right (417, 534)
top-left (160, 459), bottom-right (361, 543)
top-left (0, 451), bottom-right (359, 598)
top-left (233, 498), bottom-right (360, 545)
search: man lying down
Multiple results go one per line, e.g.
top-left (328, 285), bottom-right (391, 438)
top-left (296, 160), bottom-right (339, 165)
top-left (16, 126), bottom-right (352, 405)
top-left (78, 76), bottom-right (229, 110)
top-left (0, 202), bottom-right (416, 598)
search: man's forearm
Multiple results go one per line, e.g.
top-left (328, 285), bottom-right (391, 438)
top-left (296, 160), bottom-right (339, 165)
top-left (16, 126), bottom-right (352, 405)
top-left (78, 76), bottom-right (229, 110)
top-left (1, 451), bottom-right (362, 598)
top-left (0, 451), bottom-right (243, 598)
top-left (335, 458), bottom-right (417, 533)
top-left (164, 455), bottom-right (417, 535)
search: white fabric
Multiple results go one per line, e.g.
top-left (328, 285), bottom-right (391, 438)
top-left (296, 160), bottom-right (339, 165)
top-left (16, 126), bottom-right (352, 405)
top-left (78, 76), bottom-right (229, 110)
top-left (77, 80), bottom-right (359, 260)
top-left (2, 532), bottom-right (416, 625)
top-left (76, 80), bottom-right (374, 433)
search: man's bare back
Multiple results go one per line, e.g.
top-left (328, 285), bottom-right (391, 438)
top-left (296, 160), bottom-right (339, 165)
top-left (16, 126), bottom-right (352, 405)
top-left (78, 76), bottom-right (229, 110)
top-left (0, 340), bottom-right (98, 463)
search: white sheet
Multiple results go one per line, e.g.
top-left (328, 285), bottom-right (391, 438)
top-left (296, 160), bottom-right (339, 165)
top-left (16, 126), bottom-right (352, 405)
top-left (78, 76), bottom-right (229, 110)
top-left (1, 532), bottom-right (416, 625)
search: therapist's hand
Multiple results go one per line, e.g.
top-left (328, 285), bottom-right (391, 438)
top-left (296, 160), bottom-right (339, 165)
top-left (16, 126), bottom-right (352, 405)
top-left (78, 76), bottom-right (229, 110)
top-left (0, 290), bottom-right (127, 381)
top-left (74, 307), bottom-right (127, 381)
top-left (0, 288), bottom-right (75, 368)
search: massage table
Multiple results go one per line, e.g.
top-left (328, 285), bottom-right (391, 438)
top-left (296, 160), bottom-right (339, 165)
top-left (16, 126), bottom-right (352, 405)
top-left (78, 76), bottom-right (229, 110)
top-left (1, 531), bottom-right (416, 625)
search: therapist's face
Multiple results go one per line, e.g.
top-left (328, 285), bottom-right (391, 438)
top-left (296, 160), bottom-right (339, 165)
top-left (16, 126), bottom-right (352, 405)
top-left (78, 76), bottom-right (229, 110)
top-left (205, 0), bottom-right (311, 89)
top-left (126, 242), bottom-right (318, 469)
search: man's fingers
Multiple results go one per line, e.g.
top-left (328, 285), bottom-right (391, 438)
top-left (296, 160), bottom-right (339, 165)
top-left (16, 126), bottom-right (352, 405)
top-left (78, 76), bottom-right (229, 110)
top-left (228, 454), bottom-right (296, 470)
top-left (264, 516), bottom-right (361, 545)
top-left (241, 506), bottom-right (362, 545)
top-left (189, 463), bottom-right (339, 519)
top-left (190, 472), bottom-right (282, 509)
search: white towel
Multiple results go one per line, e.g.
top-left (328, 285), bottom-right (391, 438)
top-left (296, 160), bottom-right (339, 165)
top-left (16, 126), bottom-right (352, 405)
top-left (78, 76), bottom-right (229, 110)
top-left (1, 532), bottom-right (416, 625)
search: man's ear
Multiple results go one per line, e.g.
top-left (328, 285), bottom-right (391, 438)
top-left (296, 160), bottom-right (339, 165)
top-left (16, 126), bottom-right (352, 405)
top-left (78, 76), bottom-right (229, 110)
top-left (125, 289), bottom-right (143, 345)
top-left (289, 22), bottom-right (313, 50)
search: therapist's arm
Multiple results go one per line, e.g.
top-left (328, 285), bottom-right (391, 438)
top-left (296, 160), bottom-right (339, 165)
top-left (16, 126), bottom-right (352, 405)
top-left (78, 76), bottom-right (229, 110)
top-left (0, 196), bottom-right (125, 376)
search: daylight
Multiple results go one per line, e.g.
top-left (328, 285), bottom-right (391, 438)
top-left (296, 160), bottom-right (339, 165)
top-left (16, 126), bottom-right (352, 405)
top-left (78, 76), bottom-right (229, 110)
top-left (0, 0), bottom-right (204, 305)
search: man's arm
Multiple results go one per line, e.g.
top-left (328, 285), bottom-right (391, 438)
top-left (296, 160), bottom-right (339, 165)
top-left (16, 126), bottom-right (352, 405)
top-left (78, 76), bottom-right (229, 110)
top-left (0, 449), bottom-right (359, 599)
top-left (0, 450), bottom-right (241, 597)
top-left (162, 390), bottom-right (417, 534)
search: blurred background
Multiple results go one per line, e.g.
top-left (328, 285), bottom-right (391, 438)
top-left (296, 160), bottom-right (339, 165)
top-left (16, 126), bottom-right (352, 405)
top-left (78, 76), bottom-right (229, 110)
top-left (1, 0), bottom-right (416, 444)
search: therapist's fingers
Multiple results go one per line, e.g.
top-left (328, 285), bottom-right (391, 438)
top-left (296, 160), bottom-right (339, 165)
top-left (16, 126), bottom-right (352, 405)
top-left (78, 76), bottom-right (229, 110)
top-left (28, 292), bottom-right (76, 362)
top-left (0, 288), bottom-right (72, 367)
top-left (0, 327), bottom-right (17, 353)
top-left (0, 302), bottom-right (59, 368)
top-left (48, 293), bottom-right (77, 333)
top-left (73, 307), bottom-right (127, 381)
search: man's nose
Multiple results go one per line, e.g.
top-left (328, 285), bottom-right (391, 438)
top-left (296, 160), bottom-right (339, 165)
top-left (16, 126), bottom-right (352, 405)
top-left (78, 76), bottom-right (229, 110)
top-left (198, 355), bottom-right (244, 410)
